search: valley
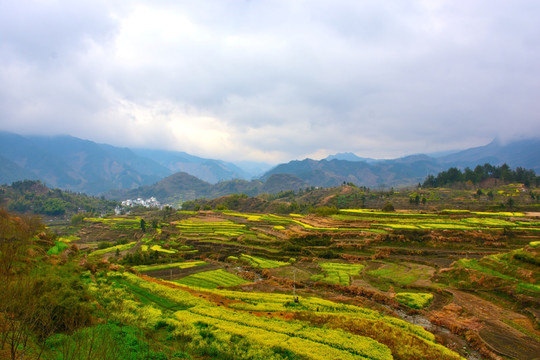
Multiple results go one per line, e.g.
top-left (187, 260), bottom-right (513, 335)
top-left (3, 2), bottom-right (540, 359)
top-left (3, 185), bottom-right (538, 359)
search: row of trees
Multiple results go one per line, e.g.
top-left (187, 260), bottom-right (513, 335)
top-left (423, 163), bottom-right (539, 188)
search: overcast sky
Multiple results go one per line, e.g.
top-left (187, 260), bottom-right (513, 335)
top-left (1, 1), bottom-right (539, 164)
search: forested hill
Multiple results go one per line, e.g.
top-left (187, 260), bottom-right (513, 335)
top-left (423, 163), bottom-right (539, 188)
top-left (0, 180), bottom-right (118, 216)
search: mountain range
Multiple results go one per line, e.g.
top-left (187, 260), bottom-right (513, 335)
top-left (0, 132), bottom-right (263, 194)
top-left (1, 131), bottom-right (538, 202)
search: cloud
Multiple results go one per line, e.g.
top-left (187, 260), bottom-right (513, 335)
top-left (1, 0), bottom-right (539, 163)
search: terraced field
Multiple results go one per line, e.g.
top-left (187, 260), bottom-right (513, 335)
top-left (132, 260), bottom-right (208, 272)
top-left (175, 269), bottom-right (248, 289)
top-left (366, 262), bottom-right (435, 289)
top-left (338, 208), bottom-right (540, 231)
top-left (395, 292), bottom-right (434, 309)
top-left (311, 262), bottom-right (365, 286)
top-left (95, 272), bottom-right (464, 360)
top-left (54, 204), bottom-right (540, 359)
top-left (176, 218), bottom-right (251, 237)
top-left (239, 254), bottom-right (290, 268)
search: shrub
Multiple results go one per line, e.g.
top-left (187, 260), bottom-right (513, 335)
top-left (71, 213), bottom-right (85, 225)
top-left (382, 203), bottom-right (395, 212)
top-left (314, 206), bottom-right (339, 216)
top-left (98, 241), bottom-right (113, 250)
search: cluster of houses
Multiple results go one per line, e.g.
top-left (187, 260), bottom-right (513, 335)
top-left (121, 197), bottom-right (161, 208)
top-left (115, 197), bottom-right (173, 215)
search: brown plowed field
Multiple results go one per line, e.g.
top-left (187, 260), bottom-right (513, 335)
top-left (448, 290), bottom-right (540, 360)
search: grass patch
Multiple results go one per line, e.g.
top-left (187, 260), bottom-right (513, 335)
top-left (456, 259), bottom-right (516, 282)
top-left (47, 241), bottom-right (69, 255)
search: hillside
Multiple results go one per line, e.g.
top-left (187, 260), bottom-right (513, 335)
top-left (439, 138), bottom-right (540, 172)
top-left (132, 148), bottom-right (251, 183)
top-left (108, 172), bottom-right (213, 205)
top-left (262, 158), bottom-right (441, 188)
top-left (108, 172), bottom-right (308, 205)
top-left (0, 180), bottom-right (118, 216)
top-left (0, 154), bottom-right (38, 184)
top-left (4, 201), bottom-right (540, 359)
top-left (182, 180), bottom-right (540, 215)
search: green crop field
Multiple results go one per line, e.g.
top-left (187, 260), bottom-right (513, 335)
top-left (175, 269), bottom-right (248, 289)
top-left (311, 262), bottom-right (365, 286)
top-left (89, 241), bottom-right (137, 256)
top-left (85, 217), bottom-right (141, 230)
top-left (133, 260), bottom-right (208, 272)
top-left (439, 245), bottom-right (540, 299)
top-left (395, 292), bottom-right (433, 309)
top-left (176, 218), bottom-right (251, 237)
top-left (223, 210), bottom-right (263, 221)
top-left (106, 273), bottom-right (463, 360)
top-left (239, 254), bottom-right (289, 268)
top-left (366, 262), bottom-right (433, 289)
top-left (149, 244), bottom-right (176, 254)
top-left (336, 208), bottom-right (540, 232)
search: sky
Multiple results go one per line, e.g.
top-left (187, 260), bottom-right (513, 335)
top-left (1, 1), bottom-right (539, 164)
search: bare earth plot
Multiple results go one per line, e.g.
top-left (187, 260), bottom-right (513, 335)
top-left (448, 289), bottom-right (540, 360)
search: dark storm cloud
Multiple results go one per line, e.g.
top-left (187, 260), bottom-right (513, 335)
top-left (1, 1), bottom-right (539, 162)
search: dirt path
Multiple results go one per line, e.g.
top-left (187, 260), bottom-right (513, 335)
top-left (448, 289), bottom-right (540, 360)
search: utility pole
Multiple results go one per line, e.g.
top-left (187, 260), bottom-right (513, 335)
top-left (293, 269), bottom-right (298, 303)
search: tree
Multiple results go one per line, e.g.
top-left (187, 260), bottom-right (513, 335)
top-left (506, 197), bottom-right (515, 208)
top-left (140, 219), bottom-right (146, 232)
top-left (71, 213), bottom-right (85, 225)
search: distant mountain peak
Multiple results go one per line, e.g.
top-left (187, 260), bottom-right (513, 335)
top-left (325, 152), bottom-right (376, 163)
